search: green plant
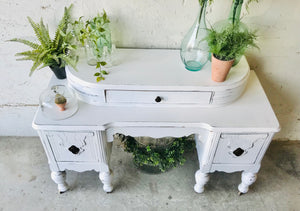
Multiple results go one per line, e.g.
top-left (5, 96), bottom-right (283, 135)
top-left (55, 94), bottom-right (67, 104)
top-left (71, 16), bottom-right (88, 46)
top-left (87, 11), bottom-right (112, 82)
top-left (121, 136), bottom-right (195, 173)
top-left (71, 11), bottom-right (112, 82)
top-left (199, 0), bottom-right (259, 7)
top-left (9, 5), bottom-right (78, 76)
top-left (206, 23), bottom-right (258, 61)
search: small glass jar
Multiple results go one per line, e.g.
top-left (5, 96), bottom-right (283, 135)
top-left (39, 85), bottom-right (78, 120)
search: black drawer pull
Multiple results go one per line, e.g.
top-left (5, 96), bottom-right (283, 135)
top-left (155, 96), bottom-right (162, 103)
top-left (233, 148), bottom-right (245, 157)
top-left (68, 145), bottom-right (80, 154)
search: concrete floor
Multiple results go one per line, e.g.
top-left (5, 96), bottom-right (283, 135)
top-left (0, 137), bottom-right (299, 211)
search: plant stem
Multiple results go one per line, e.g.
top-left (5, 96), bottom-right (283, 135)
top-left (229, 0), bottom-right (244, 25)
top-left (195, 0), bottom-right (207, 38)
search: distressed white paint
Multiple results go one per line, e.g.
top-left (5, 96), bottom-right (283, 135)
top-left (0, 0), bottom-right (299, 139)
top-left (67, 49), bottom-right (250, 107)
top-left (50, 171), bottom-right (69, 194)
top-left (33, 69), bottom-right (279, 193)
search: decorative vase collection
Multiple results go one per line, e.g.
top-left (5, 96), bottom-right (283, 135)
top-left (181, 0), bottom-right (258, 82)
top-left (11, 1), bottom-right (258, 83)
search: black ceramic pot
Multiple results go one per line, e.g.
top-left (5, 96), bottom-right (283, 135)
top-left (49, 65), bottom-right (66, 79)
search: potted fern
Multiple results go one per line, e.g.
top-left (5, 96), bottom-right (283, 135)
top-left (206, 0), bottom-right (259, 82)
top-left (206, 24), bottom-right (257, 82)
top-left (9, 5), bottom-right (78, 79)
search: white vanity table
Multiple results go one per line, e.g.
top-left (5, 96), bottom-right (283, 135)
top-left (32, 49), bottom-right (280, 194)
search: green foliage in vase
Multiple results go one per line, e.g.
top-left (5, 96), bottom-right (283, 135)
top-left (121, 136), bottom-right (195, 173)
top-left (9, 5), bottom-right (78, 76)
top-left (206, 23), bottom-right (258, 61)
top-left (71, 11), bottom-right (112, 82)
top-left (71, 16), bottom-right (88, 46)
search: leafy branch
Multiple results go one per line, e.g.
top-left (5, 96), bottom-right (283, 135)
top-left (94, 61), bottom-right (108, 82)
top-left (71, 11), bottom-right (112, 82)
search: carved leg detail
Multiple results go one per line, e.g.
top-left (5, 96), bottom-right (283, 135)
top-left (238, 172), bottom-right (257, 194)
top-left (99, 171), bottom-right (113, 193)
top-left (51, 171), bottom-right (69, 194)
top-left (194, 170), bottom-right (209, 193)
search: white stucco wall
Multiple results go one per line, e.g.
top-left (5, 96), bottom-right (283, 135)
top-left (0, 0), bottom-right (299, 139)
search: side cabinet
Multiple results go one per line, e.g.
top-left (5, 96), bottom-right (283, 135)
top-left (37, 129), bottom-right (113, 193)
top-left (45, 131), bottom-right (98, 162)
top-left (38, 130), bottom-right (111, 173)
top-left (210, 133), bottom-right (272, 173)
top-left (214, 134), bottom-right (267, 164)
top-left (194, 132), bottom-right (275, 194)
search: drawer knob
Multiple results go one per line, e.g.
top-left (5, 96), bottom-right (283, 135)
top-left (68, 145), bottom-right (80, 154)
top-left (155, 96), bottom-right (162, 103)
top-left (233, 148), bottom-right (245, 157)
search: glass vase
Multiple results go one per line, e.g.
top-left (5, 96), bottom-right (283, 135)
top-left (180, 1), bottom-right (209, 71)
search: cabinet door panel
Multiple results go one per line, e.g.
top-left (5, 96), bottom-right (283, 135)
top-left (46, 131), bottom-right (98, 162)
top-left (213, 134), bottom-right (268, 164)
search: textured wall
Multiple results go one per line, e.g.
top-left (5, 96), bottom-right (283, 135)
top-left (0, 0), bottom-right (299, 139)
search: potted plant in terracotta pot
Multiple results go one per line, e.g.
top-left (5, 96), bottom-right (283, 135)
top-left (9, 5), bottom-right (78, 79)
top-left (55, 93), bottom-right (67, 111)
top-left (206, 23), bottom-right (258, 82)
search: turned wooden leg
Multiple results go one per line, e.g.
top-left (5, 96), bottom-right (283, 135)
top-left (238, 172), bottom-right (257, 194)
top-left (51, 171), bottom-right (69, 194)
top-left (194, 170), bottom-right (209, 193)
top-left (99, 171), bottom-right (113, 193)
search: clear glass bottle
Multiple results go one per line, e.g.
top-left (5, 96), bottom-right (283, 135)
top-left (180, 1), bottom-right (209, 71)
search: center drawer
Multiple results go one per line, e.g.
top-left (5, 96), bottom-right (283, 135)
top-left (105, 90), bottom-right (212, 104)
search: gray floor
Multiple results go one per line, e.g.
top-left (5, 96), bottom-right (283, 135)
top-left (0, 137), bottom-right (299, 211)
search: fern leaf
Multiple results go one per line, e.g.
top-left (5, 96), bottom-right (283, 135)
top-left (29, 59), bottom-right (43, 76)
top-left (16, 57), bottom-right (35, 61)
top-left (27, 17), bottom-right (47, 48)
top-left (39, 18), bottom-right (51, 48)
top-left (53, 28), bottom-right (61, 49)
top-left (58, 54), bottom-right (78, 71)
top-left (9, 38), bottom-right (39, 49)
top-left (15, 50), bottom-right (39, 57)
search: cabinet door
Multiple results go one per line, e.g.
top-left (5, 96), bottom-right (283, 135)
top-left (46, 131), bottom-right (98, 162)
top-left (213, 134), bottom-right (268, 164)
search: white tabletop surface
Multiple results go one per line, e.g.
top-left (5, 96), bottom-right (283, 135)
top-left (66, 49), bottom-right (250, 91)
top-left (33, 71), bottom-right (280, 132)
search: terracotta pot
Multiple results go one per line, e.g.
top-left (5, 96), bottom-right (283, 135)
top-left (211, 55), bottom-right (234, 82)
top-left (56, 102), bottom-right (67, 111)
